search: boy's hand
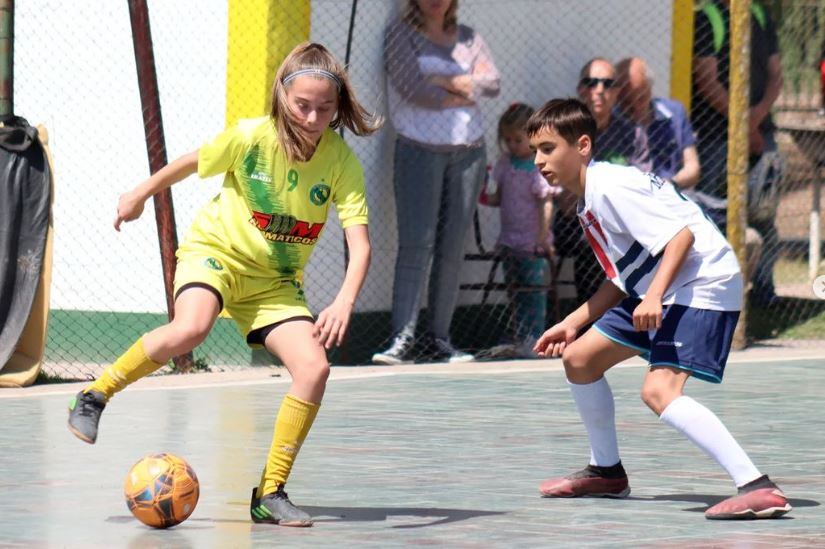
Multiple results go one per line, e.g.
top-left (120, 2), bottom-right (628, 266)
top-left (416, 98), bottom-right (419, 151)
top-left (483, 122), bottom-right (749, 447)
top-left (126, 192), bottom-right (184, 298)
top-left (114, 190), bottom-right (147, 231)
top-left (534, 320), bottom-right (578, 358)
top-left (315, 298), bottom-right (354, 349)
top-left (632, 296), bottom-right (662, 331)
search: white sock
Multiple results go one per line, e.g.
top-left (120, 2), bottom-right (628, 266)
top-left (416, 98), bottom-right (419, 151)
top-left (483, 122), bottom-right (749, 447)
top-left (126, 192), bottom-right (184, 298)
top-left (569, 378), bottom-right (620, 467)
top-left (660, 395), bottom-right (762, 487)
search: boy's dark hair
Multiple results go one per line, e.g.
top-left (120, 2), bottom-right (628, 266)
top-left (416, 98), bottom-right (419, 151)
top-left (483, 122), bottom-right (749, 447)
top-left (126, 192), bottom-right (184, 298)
top-left (525, 98), bottom-right (597, 149)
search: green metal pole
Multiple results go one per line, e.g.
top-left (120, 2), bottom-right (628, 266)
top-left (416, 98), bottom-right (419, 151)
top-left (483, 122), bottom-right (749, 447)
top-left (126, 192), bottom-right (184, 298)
top-left (0, 0), bottom-right (12, 116)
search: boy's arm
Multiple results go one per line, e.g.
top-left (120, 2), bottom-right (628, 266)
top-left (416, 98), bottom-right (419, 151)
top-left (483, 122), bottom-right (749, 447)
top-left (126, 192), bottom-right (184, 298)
top-left (534, 280), bottom-right (625, 357)
top-left (315, 224), bottom-right (371, 349)
top-left (632, 227), bottom-right (695, 331)
top-left (115, 150), bottom-right (199, 231)
top-left (565, 280), bottom-right (626, 330)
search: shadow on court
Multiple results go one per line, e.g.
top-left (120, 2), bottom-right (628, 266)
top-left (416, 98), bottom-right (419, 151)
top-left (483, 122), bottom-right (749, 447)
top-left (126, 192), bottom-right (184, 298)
top-left (301, 505), bottom-right (506, 528)
top-left (628, 493), bottom-right (820, 514)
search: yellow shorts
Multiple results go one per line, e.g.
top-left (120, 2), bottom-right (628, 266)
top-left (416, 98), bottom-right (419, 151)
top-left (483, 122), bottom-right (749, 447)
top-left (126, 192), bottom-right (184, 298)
top-left (173, 253), bottom-right (313, 346)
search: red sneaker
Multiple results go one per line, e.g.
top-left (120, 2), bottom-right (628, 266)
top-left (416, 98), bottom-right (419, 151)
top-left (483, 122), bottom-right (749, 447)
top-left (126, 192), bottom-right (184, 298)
top-left (539, 463), bottom-right (630, 498)
top-left (705, 476), bottom-right (791, 520)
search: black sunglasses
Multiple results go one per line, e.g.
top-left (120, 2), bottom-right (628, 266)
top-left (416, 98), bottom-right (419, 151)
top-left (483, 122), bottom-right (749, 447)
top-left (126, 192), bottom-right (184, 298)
top-left (580, 77), bottom-right (616, 89)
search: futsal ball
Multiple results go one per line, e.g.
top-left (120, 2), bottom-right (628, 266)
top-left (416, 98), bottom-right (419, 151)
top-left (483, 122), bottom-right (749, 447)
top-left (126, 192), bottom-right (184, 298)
top-left (124, 453), bottom-right (199, 529)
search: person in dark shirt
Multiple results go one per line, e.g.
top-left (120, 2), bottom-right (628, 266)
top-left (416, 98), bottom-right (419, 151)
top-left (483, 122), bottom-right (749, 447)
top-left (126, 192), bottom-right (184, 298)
top-left (691, 0), bottom-right (783, 306)
top-left (616, 56), bottom-right (700, 189)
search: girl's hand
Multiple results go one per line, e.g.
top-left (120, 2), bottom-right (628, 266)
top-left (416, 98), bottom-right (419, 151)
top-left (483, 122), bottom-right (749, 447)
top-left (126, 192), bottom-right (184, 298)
top-left (114, 190), bottom-right (147, 231)
top-left (315, 298), bottom-right (354, 349)
top-left (632, 296), bottom-right (662, 331)
top-left (534, 320), bottom-right (578, 358)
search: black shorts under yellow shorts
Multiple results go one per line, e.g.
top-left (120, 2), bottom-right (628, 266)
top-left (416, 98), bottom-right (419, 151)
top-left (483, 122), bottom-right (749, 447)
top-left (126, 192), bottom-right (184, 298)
top-left (173, 252), bottom-right (313, 347)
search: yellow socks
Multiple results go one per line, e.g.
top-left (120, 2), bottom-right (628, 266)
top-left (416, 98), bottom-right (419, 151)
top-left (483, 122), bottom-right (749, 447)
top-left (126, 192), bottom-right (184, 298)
top-left (258, 394), bottom-right (320, 497)
top-left (86, 336), bottom-right (163, 400)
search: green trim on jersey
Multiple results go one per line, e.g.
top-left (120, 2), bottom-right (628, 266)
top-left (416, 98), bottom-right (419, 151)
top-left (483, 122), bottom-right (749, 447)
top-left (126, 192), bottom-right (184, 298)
top-left (240, 143), bottom-right (297, 274)
top-left (701, 1), bottom-right (767, 54)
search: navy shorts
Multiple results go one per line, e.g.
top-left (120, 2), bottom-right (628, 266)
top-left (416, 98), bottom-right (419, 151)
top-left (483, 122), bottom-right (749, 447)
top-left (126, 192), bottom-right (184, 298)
top-left (594, 297), bottom-right (740, 383)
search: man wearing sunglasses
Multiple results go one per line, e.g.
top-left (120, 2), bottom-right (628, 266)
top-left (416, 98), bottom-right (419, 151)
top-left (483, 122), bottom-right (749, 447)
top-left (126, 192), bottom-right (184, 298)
top-left (553, 58), bottom-right (642, 307)
top-left (576, 59), bottom-right (642, 167)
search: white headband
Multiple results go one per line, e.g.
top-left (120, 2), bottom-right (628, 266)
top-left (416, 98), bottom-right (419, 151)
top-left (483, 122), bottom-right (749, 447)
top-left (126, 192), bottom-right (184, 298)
top-left (282, 68), bottom-right (342, 90)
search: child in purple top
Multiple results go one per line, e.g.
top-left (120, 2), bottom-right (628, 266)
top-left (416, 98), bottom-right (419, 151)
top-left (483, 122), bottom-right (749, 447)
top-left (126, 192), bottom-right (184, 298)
top-left (485, 104), bottom-right (560, 357)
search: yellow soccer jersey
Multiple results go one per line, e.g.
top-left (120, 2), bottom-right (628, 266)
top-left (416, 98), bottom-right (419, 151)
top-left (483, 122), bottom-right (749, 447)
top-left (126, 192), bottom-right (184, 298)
top-left (179, 117), bottom-right (368, 278)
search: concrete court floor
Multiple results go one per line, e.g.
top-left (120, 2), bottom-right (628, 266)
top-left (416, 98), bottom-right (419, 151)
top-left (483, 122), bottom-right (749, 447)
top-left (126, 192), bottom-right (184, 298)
top-left (1, 349), bottom-right (824, 548)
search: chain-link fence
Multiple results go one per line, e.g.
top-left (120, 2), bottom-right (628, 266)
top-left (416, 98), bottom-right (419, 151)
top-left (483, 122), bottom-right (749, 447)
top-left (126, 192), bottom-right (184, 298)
top-left (9, 0), bottom-right (825, 381)
top-left (767, 0), bottom-right (825, 341)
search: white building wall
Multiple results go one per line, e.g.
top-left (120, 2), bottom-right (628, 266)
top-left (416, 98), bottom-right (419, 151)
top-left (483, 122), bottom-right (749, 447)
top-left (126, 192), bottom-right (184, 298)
top-left (14, 0), bottom-right (672, 314)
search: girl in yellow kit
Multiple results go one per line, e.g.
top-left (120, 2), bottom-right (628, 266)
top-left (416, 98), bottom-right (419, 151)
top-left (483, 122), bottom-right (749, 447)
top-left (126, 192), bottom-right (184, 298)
top-left (67, 42), bottom-right (382, 527)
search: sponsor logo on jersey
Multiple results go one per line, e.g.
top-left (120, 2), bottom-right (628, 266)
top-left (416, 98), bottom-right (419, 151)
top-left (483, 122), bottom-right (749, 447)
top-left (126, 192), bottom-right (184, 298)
top-left (249, 171), bottom-right (272, 183)
top-left (203, 257), bottom-right (224, 270)
top-left (648, 172), bottom-right (666, 189)
top-left (309, 183), bottom-right (331, 206)
top-left (243, 145), bottom-right (272, 183)
top-left (250, 210), bottom-right (324, 245)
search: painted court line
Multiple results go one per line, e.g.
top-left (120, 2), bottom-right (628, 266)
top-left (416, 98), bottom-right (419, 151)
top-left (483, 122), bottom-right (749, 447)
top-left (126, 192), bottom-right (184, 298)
top-left (2, 350), bottom-right (823, 400)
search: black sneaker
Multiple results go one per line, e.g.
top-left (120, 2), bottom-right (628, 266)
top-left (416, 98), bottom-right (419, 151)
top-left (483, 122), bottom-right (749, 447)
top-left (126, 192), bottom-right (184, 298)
top-left (250, 486), bottom-right (313, 527)
top-left (428, 335), bottom-right (474, 363)
top-left (371, 334), bottom-right (415, 365)
top-left (67, 390), bottom-right (107, 444)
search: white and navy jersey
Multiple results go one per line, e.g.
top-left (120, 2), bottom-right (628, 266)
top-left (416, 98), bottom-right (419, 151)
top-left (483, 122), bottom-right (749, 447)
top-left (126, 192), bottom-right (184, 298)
top-left (578, 162), bottom-right (743, 311)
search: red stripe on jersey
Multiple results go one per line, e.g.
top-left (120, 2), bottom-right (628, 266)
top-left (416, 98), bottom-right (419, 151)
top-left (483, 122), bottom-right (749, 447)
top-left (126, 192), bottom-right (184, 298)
top-left (586, 211), bottom-right (610, 244)
top-left (580, 213), bottom-right (617, 279)
top-left (583, 229), bottom-right (617, 278)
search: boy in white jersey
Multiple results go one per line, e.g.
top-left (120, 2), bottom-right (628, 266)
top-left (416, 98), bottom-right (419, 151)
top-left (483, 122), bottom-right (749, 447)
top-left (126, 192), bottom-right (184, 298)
top-left (528, 98), bottom-right (790, 520)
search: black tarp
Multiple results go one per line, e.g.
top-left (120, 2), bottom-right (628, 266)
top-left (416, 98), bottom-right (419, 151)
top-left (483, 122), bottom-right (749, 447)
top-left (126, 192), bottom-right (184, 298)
top-left (0, 116), bottom-right (51, 370)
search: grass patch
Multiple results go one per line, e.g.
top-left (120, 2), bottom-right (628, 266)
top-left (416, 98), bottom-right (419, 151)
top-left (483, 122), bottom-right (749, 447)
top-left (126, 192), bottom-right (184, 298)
top-left (45, 309), bottom-right (252, 366)
top-left (748, 296), bottom-right (825, 340)
top-left (774, 257), bottom-right (812, 285)
top-left (169, 356), bottom-right (212, 374)
top-left (35, 370), bottom-right (78, 384)
top-left (773, 256), bottom-right (824, 289)
top-left (778, 309), bottom-right (825, 339)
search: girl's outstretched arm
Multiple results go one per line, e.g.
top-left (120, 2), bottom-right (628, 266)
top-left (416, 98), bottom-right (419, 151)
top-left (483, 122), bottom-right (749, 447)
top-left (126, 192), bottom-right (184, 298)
top-left (114, 150), bottom-right (199, 231)
top-left (315, 224), bottom-right (371, 349)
